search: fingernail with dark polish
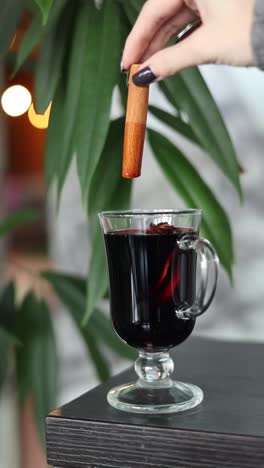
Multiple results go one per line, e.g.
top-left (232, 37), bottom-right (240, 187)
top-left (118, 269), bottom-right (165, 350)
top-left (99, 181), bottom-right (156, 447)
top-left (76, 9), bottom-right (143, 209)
top-left (120, 61), bottom-right (127, 73)
top-left (126, 71), bottom-right (130, 86)
top-left (132, 67), bottom-right (157, 86)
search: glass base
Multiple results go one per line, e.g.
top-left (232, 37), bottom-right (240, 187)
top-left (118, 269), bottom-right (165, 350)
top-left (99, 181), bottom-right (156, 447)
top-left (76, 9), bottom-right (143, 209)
top-left (107, 379), bottom-right (203, 414)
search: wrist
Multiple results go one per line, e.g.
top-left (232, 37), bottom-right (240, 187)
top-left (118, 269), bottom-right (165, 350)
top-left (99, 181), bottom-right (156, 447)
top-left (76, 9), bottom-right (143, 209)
top-left (252, 0), bottom-right (264, 69)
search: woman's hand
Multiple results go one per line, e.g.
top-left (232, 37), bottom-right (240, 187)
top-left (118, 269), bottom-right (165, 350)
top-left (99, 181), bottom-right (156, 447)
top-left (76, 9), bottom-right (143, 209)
top-left (121, 0), bottom-right (256, 85)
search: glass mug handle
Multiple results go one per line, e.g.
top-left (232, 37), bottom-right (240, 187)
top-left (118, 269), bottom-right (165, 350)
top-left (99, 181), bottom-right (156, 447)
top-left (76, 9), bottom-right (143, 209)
top-left (176, 236), bottom-right (219, 320)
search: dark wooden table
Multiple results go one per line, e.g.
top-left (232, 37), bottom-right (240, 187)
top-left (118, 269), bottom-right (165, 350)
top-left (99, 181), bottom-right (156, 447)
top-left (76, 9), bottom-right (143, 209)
top-left (46, 338), bottom-right (264, 468)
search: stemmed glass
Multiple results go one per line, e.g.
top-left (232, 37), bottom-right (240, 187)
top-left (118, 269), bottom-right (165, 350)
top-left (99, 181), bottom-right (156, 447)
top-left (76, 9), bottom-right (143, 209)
top-left (99, 210), bottom-right (218, 414)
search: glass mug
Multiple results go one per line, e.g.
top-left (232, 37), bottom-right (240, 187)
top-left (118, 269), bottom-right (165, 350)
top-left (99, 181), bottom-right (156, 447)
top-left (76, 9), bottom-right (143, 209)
top-left (99, 209), bottom-right (219, 414)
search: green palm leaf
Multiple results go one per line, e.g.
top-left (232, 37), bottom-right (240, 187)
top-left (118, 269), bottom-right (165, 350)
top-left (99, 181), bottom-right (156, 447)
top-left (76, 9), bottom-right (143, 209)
top-left (84, 118), bottom-right (132, 324)
top-left (0, 282), bottom-right (18, 394)
top-left (0, 0), bottom-right (22, 58)
top-left (75, 0), bottom-right (122, 200)
top-left (34, 0), bottom-right (53, 25)
top-left (149, 105), bottom-right (202, 148)
top-left (16, 293), bottom-right (57, 447)
top-left (0, 330), bottom-right (9, 395)
top-left (14, 0), bottom-right (67, 74)
top-left (0, 210), bottom-right (37, 237)
top-left (159, 68), bottom-right (242, 198)
top-left (35, 1), bottom-right (74, 113)
top-left (43, 270), bottom-right (136, 362)
top-left (56, 1), bottom-right (91, 196)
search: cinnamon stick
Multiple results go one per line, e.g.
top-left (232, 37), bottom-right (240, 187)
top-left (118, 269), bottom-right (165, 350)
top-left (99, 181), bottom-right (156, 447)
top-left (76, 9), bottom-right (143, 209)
top-left (122, 64), bottom-right (149, 178)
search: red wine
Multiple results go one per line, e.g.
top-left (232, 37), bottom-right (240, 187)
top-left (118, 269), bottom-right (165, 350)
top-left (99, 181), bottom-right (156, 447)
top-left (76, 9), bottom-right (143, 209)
top-left (104, 225), bottom-right (198, 352)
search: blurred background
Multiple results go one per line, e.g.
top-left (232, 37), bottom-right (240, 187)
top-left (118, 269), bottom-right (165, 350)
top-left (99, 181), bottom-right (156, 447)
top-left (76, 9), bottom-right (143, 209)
top-left (1, 8), bottom-right (264, 468)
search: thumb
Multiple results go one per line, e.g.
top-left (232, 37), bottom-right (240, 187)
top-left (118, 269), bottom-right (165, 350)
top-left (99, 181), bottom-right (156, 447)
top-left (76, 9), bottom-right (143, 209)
top-left (132, 27), bottom-right (211, 84)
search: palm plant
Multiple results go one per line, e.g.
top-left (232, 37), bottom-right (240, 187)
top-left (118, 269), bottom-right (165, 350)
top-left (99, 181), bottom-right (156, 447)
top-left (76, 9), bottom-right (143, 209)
top-left (0, 0), bottom-right (241, 448)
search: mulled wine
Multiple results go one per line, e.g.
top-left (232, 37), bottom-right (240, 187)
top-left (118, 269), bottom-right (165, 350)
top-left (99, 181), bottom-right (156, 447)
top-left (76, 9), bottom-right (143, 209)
top-left (100, 210), bottom-right (218, 414)
top-left (104, 223), bottom-right (198, 352)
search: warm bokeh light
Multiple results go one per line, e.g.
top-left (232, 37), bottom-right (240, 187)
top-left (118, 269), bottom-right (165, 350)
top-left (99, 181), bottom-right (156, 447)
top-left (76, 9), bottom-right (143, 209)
top-left (28, 102), bottom-right (52, 129)
top-left (1, 85), bottom-right (32, 117)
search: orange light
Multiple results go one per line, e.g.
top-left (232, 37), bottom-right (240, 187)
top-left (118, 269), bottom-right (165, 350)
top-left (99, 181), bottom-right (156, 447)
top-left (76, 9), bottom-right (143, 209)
top-left (28, 102), bottom-right (52, 129)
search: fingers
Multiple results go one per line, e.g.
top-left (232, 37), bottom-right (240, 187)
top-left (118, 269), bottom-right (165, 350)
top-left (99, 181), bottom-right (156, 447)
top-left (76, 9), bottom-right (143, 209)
top-left (184, 0), bottom-right (199, 14)
top-left (121, 0), bottom-right (185, 71)
top-left (141, 8), bottom-right (197, 62)
top-left (125, 0), bottom-right (256, 83)
top-left (132, 26), bottom-right (208, 85)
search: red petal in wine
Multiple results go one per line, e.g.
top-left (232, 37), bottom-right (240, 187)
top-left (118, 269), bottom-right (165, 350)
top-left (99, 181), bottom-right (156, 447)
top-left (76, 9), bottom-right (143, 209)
top-left (156, 251), bottom-right (174, 289)
top-left (159, 268), bottom-right (180, 304)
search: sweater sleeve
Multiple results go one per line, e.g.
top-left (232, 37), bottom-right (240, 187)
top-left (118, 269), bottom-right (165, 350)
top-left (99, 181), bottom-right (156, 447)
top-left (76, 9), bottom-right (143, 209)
top-left (252, 0), bottom-right (264, 69)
